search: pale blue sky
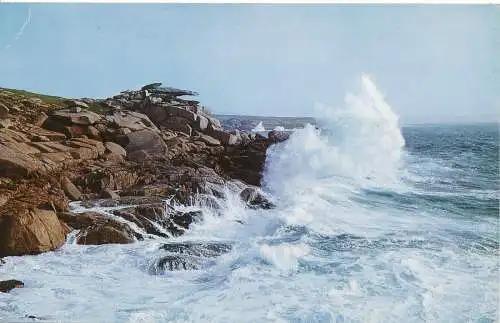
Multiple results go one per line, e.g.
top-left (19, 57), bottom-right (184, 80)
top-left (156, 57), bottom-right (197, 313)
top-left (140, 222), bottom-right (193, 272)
top-left (0, 4), bottom-right (498, 123)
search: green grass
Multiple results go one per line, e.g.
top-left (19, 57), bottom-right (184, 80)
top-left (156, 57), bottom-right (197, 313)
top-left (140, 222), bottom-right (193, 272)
top-left (0, 87), bottom-right (111, 114)
top-left (0, 87), bottom-right (66, 106)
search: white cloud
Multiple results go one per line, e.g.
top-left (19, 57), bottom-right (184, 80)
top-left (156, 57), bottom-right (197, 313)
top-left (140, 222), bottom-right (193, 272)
top-left (4, 7), bottom-right (32, 50)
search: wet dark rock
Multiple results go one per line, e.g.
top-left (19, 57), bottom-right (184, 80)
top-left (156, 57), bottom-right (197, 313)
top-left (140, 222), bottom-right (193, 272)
top-left (267, 130), bottom-right (290, 144)
top-left (166, 210), bottom-right (202, 236)
top-left (240, 187), bottom-right (275, 209)
top-left (152, 242), bottom-right (232, 272)
top-left (0, 279), bottom-right (24, 293)
top-left (113, 204), bottom-right (168, 238)
top-left (159, 242), bottom-right (232, 257)
top-left (25, 314), bottom-right (44, 320)
top-left (194, 194), bottom-right (222, 210)
top-left (153, 255), bottom-right (207, 272)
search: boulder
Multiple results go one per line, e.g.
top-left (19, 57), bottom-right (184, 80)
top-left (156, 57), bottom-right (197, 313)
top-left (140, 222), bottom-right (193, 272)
top-left (239, 187), bottom-right (275, 209)
top-left (0, 206), bottom-right (68, 257)
top-left (0, 280), bottom-right (24, 293)
top-left (76, 220), bottom-right (138, 245)
top-left (195, 133), bottom-right (220, 147)
top-left (61, 177), bottom-right (82, 201)
top-left (166, 210), bottom-right (202, 236)
top-left (121, 129), bottom-right (168, 157)
top-left (113, 205), bottom-right (168, 238)
top-left (0, 144), bottom-right (44, 179)
top-left (216, 136), bottom-right (268, 186)
top-left (101, 188), bottom-right (119, 200)
top-left (104, 141), bottom-right (127, 158)
top-left (107, 111), bottom-right (157, 132)
top-left (209, 129), bottom-right (238, 146)
top-left (267, 130), bottom-right (290, 144)
top-left (51, 109), bottom-right (101, 125)
top-left (152, 255), bottom-right (207, 272)
top-left (151, 242), bottom-right (232, 272)
top-left (159, 242), bottom-right (232, 257)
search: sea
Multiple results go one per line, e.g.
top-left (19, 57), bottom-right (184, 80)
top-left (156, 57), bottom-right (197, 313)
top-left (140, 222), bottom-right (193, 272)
top-left (0, 76), bottom-right (498, 323)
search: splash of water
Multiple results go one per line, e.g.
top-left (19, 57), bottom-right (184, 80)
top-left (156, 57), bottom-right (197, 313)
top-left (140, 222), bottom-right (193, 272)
top-left (251, 121), bottom-right (266, 132)
top-left (263, 74), bottom-right (405, 199)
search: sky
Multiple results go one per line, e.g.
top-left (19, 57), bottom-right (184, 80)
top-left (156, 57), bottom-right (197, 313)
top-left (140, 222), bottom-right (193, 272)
top-left (0, 4), bottom-right (498, 124)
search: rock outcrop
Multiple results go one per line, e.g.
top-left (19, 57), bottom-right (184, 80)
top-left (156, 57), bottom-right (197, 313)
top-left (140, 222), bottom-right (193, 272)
top-left (0, 83), bottom-right (292, 257)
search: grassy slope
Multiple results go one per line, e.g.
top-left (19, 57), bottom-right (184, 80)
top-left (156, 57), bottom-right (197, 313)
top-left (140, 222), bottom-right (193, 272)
top-left (0, 87), bottom-right (111, 114)
top-left (0, 87), bottom-right (66, 105)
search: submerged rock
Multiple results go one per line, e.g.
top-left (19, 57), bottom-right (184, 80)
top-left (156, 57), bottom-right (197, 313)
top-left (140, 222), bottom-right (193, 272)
top-left (153, 255), bottom-right (208, 272)
top-left (165, 210), bottom-right (203, 237)
top-left (113, 204), bottom-right (169, 238)
top-left (0, 279), bottom-right (24, 293)
top-left (239, 187), bottom-right (275, 209)
top-left (159, 242), bottom-right (232, 257)
top-left (152, 242), bottom-right (232, 272)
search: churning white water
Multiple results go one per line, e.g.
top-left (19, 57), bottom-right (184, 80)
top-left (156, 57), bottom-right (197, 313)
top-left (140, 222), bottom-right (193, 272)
top-left (0, 75), bottom-right (497, 323)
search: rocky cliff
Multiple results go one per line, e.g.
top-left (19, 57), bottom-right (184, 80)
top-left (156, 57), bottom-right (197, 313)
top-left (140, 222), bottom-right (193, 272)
top-left (0, 83), bottom-right (289, 259)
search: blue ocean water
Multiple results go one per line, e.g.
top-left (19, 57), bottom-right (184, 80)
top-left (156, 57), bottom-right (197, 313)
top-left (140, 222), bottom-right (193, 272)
top-left (0, 76), bottom-right (498, 323)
